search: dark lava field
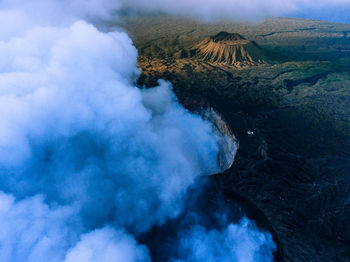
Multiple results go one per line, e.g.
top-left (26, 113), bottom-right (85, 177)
top-left (113, 15), bottom-right (350, 262)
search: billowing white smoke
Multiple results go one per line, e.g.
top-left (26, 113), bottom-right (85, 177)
top-left (0, 19), bottom-right (219, 260)
top-left (172, 219), bottom-right (276, 262)
top-left (65, 227), bottom-right (150, 262)
top-left (0, 0), bottom-right (276, 261)
top-left (0, 17), bottom-right (220, 227)
top-left (0, 192), bottom-right (150, 262)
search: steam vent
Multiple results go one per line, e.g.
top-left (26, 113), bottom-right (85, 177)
top-left (192, 32), bottom-right (268, 67)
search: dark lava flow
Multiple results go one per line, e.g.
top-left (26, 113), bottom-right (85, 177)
top-left (138, 77), bottom-right (350, 262)
top-left (206, 96), bottom-right (350, 262)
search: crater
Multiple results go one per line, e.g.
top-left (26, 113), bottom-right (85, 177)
top-left (192, 31), bottom-right (269, 67)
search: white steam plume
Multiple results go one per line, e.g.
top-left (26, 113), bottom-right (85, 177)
top-left (65, 227), bottom-right (150, 262)
top-left (172, 219), bottom-right (276, 262)
top-left (0, 19), bottom-right (220, 232)
top-left (0, 0), bottom-right (276, 261)
top-left (0, 191), bottom-right (151, 262)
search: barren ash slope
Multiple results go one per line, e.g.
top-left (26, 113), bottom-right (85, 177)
top-left (192, 31), bottom-right (268, 67)
top-left (118, 15), bottom-right (350, 262)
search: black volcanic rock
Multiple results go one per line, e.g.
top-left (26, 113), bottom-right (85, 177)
top-left (122, 16), bottom-right (350, 262)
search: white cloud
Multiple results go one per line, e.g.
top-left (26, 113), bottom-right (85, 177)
top-left (0, 19), bottom-right (220, 233)
top-left (173, 219), bottom-right (276, 262)
top-left (0, 0), bottom-right (278, 261)
top-left (121, 0), bottom-right (350, 21)
top-left (65, 227), bottom-right (150, 262)
top-left (0, 192), bottom-right (77, 262)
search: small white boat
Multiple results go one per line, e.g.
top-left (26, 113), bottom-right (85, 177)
top-left (247, 130), bottom-right (254, 136)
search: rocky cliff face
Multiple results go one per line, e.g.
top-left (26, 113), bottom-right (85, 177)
top-left (201, 107), bottom-right (238, 171)
top-left (192, 32), bottom-right (268, 67)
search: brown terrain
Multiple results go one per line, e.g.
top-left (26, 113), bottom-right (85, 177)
top-left (111, 15), bottom-right (350, 262)
top-left (191, 32), bottom-right (268, 67)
